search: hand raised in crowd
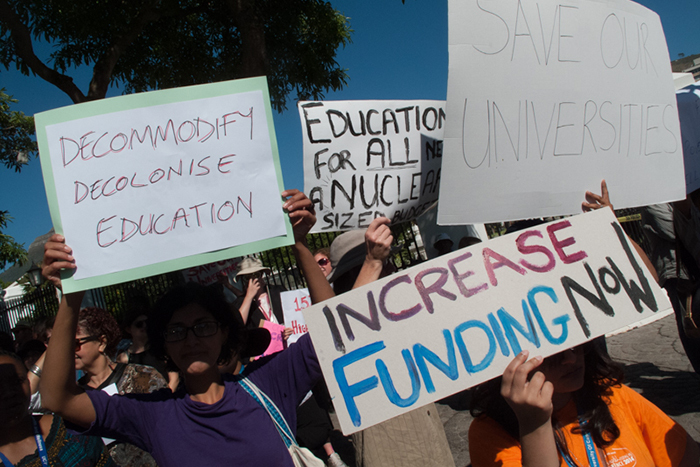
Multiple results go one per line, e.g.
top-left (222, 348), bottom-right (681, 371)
top-left (500, 351), bottom-right (553, 431)
top-left (282, 327), bottom-right (293, 341)
top-left (244, 277), bottom-right (262, 299)
top-left (582, 179), bottom-right (613, 212)
top-left (42, 234), bottom-right (76, 290)
top-left (365, 217), bottom-right (393, 264)
top-left (282, 189), bottom-right (316, 243)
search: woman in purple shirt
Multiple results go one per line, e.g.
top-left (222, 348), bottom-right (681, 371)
top-left (40, 190), bottom-right (326, 467)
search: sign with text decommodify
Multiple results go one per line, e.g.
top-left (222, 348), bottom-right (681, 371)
top-left (36, 78), bottom-right (292, 293)
top-left (439, 0), bottom-right (685, 225)
top-left (299, 100), bottom-right (445, 232)
top-left (303, 208), bottom-right (670, 434)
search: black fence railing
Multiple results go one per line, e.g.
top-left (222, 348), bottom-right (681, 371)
top-left (0, 285), bottom-right (59, 334)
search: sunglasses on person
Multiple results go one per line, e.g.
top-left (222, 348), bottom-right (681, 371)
top-left (243, 271), bottom-right (265, 280)
top-left (317, 257), bottom-right (330, 267)
top-left (75, 336), bottom-right (101, 351)
top-left (132, 319), bottom-right (147, 330)
top-left (164, 321), bottom-right (220, 343)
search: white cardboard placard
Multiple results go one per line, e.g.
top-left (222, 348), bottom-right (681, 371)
top-left (439, 0), bottom-right (685, 225)
top-left (299, 100), bottom-right (445, 232)
top-left (303, 208), bottom-right (670, 434)
top-left (281, 288), bottom-right (311, 345)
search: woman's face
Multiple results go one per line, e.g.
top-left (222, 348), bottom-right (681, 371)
top-left (314, 253), bottom-right (331, 277)
top-left (127, 314), bottom-right (149, 341)
top-left (0, 355), bottom-right (30, 425)
top-left (75, 325), bottom-right (107, 372)
top-left (539, 346), bottom-right (585, 394)
top-left (164, 303), bottom-right (228, 377)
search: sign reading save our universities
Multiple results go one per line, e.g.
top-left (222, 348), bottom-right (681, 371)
top-left (303, 209), bottom-right (670, 435)
top-left (299, 100), bottom-right (445, 232)
top-left (35, 78), bottom-right (293, 293)
top-left (439, 0), bottom-right (685, 226)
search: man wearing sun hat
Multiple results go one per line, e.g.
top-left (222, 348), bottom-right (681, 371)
top-left (232, 257), bottom-right (292, 357)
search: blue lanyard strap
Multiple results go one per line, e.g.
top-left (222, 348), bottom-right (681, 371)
top-left (31, 417), bottom-right (49, 467)
top-left (0, 451), bottom-right (14, 467)
top-left (558, 403), bottom-right (601, 467)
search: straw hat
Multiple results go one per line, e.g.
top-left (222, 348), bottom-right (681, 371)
top-left (327, 229), bottom-right (367, 283)
top-left (233, 257), bottom-right (271, 279)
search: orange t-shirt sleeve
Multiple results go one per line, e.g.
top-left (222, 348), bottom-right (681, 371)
top-left (469, 415), bottom-right (524, 467)
top-left (612, 385), bottom-right (687, 467)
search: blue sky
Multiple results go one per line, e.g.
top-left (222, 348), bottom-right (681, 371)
top-left (1, 0), bottom-right (699, 265)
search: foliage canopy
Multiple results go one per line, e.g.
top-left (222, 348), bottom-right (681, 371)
top-left (0, 0), bottom-right (352, 111)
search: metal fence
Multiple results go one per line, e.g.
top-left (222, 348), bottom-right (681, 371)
top-left (0, 285), bottom-right (59, 334)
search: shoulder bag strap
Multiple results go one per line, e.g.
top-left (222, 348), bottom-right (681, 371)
top-left (236, 376), bottom-right (297, 448)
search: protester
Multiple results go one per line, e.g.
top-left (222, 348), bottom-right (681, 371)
top-left (116, 303), bottom-right (180, 391)
top-left (313, 247), bottom-right (332, 278)
top-left (0, 350), bottom-right (116, 467)
top-left (641, 203), bottom-right (700, 375)
top-left (11, 320), bottom-right (34, 352)
top-left (433, 232), bottom-right (454, 256)
top-left (233, 256), bottom-right (293, 357)
top-left (468, 338), bottom-right (699, 466)
top-left (40, 189), bottom-right (323, 467)
top-left (310, 217), bottom-right (456, 467)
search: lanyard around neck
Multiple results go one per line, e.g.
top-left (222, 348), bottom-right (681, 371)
top-left (559, 401), bottom-right (601, 467)
top-left (31, 417), bottom-right (49, 467)
top-left (0, 418), bottom-right (49, 467)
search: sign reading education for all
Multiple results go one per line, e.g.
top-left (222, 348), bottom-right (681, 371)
top-left (303, 209), bottom-right (670, 435)
top-left (439, 0), bottom-right (685, 225)
top-left (36, 78), bottom-right (292, 293)
top-left (299, 100), bottom-right (445, 232)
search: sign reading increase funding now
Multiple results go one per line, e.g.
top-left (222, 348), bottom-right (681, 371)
top-left (300, 100), bottom-right (445, 232)
top-left (302, 209), bottom-right (670, 434)
top-left (36, 78), bottom-right (291, 293)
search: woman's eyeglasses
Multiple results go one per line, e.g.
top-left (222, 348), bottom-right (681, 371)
top-left (75, 336), bottom-right (100, 351)
top-left (317, 257), bottom-right (330, 267)
top-left (164, 321), bottom-right (220, 343)
top-left (132, 320), bottom-right (147, 330)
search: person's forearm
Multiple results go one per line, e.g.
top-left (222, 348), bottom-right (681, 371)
top-left (41, 292), bottom-right (86, 411)
top-left (28, 350), bottom-right (46, 394)
top-left (292, 239), bottom-right (335, 304)
top-left (237, 295), bottom-right (254, 324)
top-left (353, 257), bottom-right (384, 289)
top-left (519, 422), bottom-right (560, 467)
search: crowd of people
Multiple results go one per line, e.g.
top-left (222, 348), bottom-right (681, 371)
top-left (1, 182), bottom-right (700, 467)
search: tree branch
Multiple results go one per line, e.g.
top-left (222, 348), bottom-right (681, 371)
top-left (0, 0), bottom-right (86, 103)
top-left (88, 1), bottom-right (162, 100)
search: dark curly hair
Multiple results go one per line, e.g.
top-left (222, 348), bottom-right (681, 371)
top-left (148, 282), bottom-right (246, 368)
top-left (470, 338), bottom-right (624, 466)
top-left (78, 307), bottom-right (122, 357)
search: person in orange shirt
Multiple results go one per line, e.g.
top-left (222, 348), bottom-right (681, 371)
top-left (469, 338), bottom-right (699, 467)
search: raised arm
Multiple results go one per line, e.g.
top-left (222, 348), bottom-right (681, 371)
top-left (583, 179), bottom-right (659, 283)
top-left (353, 217), bottom-right (393, 289)
top-left (235, 278), bottom-right (262, 324)
top-left (39, 234), bottom-right (96, 427)
top-left (282, 189), bottom-right (335, 304)
top-left (501, 351), bottom-right (560, 467)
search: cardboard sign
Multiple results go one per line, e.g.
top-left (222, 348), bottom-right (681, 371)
top-left (35, 78), bottom-right (293, 293)
top-left (439, 0), bottom-right (685, 225)
top-left (182, 257), bottom-right (242, 286)
top-left (677, 84), bottom-right (700, 193)
top-left (299, 100), bottom-right (445, 232)
top-left (281, 288), bottom-right (311, 344)
top-left (303, 209), bottom-right (670, 434)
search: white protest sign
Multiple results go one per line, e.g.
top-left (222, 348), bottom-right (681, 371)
top-left (439, 0), bottom-right (685, 225)
top-left (677, 84), bottom-right (700, 193)
top-left (299, 100), bottom-right (444, 232)
top-left (36, 78), bottom-right (292, 292)
top-left (303, 208), bottom-right (670, 434)
top-left (281, 288), bottom-right (311, 344)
